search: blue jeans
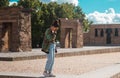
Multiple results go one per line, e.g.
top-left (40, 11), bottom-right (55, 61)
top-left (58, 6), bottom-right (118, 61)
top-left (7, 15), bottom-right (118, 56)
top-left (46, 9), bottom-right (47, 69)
top-left (45, 43), bottom-right (56, 72)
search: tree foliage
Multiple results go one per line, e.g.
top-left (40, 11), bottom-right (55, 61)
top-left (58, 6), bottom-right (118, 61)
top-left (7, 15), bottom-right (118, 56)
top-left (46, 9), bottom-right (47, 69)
top-left (83, 19), bottom-right (93, 32)
top-left (18, 0), bottom-right (41, 10)
top-left (14, 0), bottom-right (91, 47)
top-left (0, 0), bottom-right (9, 7)
top-left (18, 0), bottom-right (44, 47)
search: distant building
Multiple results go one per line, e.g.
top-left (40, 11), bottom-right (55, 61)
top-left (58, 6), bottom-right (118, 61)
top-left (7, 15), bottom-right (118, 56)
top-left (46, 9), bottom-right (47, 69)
top-left (84, 24), bottom-right (120, 46)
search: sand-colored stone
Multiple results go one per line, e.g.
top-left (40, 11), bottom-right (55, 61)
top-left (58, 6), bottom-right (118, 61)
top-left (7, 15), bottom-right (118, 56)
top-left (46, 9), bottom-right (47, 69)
top-left (0, 7), bottom-right (32, 52)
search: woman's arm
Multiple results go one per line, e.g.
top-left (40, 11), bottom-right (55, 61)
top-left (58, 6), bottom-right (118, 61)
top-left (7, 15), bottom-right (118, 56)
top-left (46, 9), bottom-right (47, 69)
top-left (45, 29), bottom-right (56, 42)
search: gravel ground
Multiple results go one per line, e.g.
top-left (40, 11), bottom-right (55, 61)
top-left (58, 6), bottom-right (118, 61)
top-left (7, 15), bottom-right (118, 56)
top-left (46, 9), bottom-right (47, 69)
top-left (0, 52), bottom-right (120, 75)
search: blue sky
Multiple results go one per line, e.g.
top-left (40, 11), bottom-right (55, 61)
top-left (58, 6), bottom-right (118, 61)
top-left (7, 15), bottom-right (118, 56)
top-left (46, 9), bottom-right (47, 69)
top-left (79, 0), bottom-right (120, 14)
top-left (10, 0), bottom-right (18, 2)
top-left (10, 0), bottom-right (120, 24)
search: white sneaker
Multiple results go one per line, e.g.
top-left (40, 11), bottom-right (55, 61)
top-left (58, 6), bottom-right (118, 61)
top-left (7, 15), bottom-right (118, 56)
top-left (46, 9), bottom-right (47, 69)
top-left (49, 73), bottom-right (56, 77)
top-left (43, 71), bottom-right (50, 77)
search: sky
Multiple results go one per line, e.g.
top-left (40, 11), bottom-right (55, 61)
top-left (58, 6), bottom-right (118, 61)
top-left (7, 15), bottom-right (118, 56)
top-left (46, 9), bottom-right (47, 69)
top-left (10, 0), bottom-right (120, 24)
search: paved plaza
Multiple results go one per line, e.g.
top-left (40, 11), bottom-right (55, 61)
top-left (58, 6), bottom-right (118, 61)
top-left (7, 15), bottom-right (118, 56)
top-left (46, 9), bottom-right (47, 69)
top-left (0, 46), bottom-right (120, 78)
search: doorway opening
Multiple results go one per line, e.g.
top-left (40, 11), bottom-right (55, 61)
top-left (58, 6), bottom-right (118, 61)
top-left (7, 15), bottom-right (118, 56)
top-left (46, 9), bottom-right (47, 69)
top-left (106, 28), bottom-right (112, 44)
top-left (1, 22), bottom-right (12, 52)
top-left (65, 28), bottom-right (73, 48)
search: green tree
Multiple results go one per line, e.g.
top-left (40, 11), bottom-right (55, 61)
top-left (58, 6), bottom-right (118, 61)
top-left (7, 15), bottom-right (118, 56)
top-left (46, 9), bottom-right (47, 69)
top-left (47, 2), bottom-right (58, 24)
top-left (0, 0), bottom-right (9, 7)
top-left (83, 19), bottom-right (93, 32)
top-left (31, 10), bottom-right (45, 48)
top-left (74, 6), bottom-right (85, 19)
top-left (73, 6), bottom-right (92, 32)
top-left (18, 0), bottom-right (43, 47)
top-left (55, 3), bottom-right (74, 18)
top-left (18, 0), bottom-right (41, 10)
top-left (17, 0), bottom-right (91, 47)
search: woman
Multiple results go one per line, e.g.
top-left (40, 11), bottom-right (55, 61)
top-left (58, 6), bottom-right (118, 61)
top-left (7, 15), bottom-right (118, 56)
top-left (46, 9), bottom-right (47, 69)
top-left (41, 20), bottom-right (59, 77)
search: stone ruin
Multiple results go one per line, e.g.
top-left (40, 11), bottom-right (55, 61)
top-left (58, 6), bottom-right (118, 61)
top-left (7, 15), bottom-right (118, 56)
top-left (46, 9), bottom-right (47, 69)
top-left (60, 18), bottom-right (83, 48)
top-left (0, 7), bottom-right (83, 52)
top-left (84, 24), bottom-right (120, 46)
top-left (0, 7), bottom-right (32, 52)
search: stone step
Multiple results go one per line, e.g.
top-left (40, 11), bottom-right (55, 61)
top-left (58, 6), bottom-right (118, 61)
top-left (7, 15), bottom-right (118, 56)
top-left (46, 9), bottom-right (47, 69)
top-left (0, 72), bottom-right (40, 78)
top-left (0, 47), bottom-right (120, 61)
top-left (0, 72), bottom-right (80, 78)
top-left (79, 64), bottom-right (120, 78)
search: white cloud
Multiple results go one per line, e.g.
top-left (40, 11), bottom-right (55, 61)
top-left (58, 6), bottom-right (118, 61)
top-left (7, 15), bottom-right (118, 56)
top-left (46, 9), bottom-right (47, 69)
top-left (86, 8), bottom-right (120, 24)
top-left (9, 2), bottom-right (17, 6)
top-left (41, 0), bottom-right (78, 6)
top-left (53, 0), bottom-right (78, 6)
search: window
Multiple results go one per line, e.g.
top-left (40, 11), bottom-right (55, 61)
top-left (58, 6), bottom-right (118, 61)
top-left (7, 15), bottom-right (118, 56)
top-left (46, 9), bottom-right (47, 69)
top-left (95, 29), bottom-right (98, 37)
top-left (100, 29), bottom-right (104, 37)
top-left (115, 28), bottom-right (119, 36)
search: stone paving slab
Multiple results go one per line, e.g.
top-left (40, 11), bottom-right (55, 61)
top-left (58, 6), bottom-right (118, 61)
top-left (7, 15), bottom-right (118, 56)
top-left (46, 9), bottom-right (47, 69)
top-left (0, 48), bottom-right (120, 78)
top-left (0, 64), bottom-right (120, 78)
top-left (0, 46), bottom-right (120, 61)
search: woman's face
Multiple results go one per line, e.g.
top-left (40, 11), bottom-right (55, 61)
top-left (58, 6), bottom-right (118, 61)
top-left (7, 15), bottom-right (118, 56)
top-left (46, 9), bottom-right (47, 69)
top-left (55, 27), bottom-right (59, 31)
top-left (51, 26), bottom-right (59, 31)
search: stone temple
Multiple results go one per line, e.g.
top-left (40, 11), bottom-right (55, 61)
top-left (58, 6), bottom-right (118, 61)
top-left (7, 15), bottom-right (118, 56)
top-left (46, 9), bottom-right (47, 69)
top-left (1, 7), bottom-right (119, 53)
top-left (0, 7), bottom-right (32, 52)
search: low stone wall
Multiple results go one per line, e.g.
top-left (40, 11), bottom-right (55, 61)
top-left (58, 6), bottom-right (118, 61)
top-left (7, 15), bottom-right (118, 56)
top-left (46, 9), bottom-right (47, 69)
top-left (111, 73), bottom-right (120, 78)
top-left (0, 47), bottom-right (120, 61)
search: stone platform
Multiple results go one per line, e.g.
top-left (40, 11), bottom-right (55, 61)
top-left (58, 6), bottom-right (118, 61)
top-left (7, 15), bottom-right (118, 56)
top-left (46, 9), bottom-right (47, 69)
top-left (0, 46), bottom-right (120, 61)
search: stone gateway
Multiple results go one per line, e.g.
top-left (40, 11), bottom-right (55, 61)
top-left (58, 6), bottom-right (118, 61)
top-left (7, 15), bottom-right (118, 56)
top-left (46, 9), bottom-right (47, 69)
top-left (0, 7), bottom-right (32, 52)
top-left (60, 18), bottom-right (83, 48)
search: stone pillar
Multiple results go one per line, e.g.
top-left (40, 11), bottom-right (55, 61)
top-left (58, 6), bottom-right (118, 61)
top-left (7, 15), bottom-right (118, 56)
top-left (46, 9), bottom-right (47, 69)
top-left (18, 12), bottom-right (32, 51)
top-left (76, 20), bottom-right (83, 48)
top-left (0, 23), bottom-right (2, 51)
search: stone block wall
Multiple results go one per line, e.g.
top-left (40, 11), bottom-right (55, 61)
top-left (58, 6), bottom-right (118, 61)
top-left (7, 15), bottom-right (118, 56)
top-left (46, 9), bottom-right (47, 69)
top-left (84, 24), bottom-right (120, 45)
top-left (83, 32), bottom-right (90, 45)
top-left (0, 7), bottom-right (32, 52)
top-left (60, 18), bottom-right (83, 48)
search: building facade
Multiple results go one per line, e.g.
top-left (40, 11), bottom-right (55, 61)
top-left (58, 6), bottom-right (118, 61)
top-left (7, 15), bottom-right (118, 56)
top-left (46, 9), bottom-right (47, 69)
top-left (60, 18), bottom-right (83, 48)
top-left (0, 7), bottom-right (32, 52)
top-left (84, 24), bottom-right (120, 46)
